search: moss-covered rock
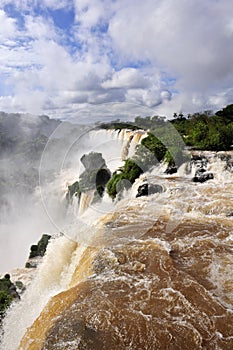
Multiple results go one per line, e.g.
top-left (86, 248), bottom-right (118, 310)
top-left (66, 181), bottom-right (81, 203)
top-left (28, 234), bottom-right (51, 259)
top-left (106, 159), bottom-right (143, 199)
top-left (66, 152), bottom-right (111, 205)
top-left (0, 274), bottom-right (21, 321)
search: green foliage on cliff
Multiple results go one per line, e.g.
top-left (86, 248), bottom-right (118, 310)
top-left (66, 152), bottom-right (111, 204)
top-left (0, 274), bottom-right (21, 320)
top-left (171, 106), bottom-right (233, 151)
top-left (99, 121), bottom-right (139, 131)
top-left (100, 115), bottom-right (166, 131)
top-left (140, 132), bottom-right (167, 162)
top-left (106, 159), bottom-right (143, 199)
top-left (0, 290), bottom-right (13, 316)
top-left (74, 104), bottom-right (233, 200)
top-left (29, 234), bottom-right (51, 259)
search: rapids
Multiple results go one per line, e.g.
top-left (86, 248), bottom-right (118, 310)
top-left (1, 128), bottom-right (233, 350)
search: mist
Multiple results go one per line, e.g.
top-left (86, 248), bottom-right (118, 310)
top-left (0, 112), bottom-right (91, 273)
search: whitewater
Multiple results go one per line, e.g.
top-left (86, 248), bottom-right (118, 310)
top-left (1, 128), bottom-right (233, 350)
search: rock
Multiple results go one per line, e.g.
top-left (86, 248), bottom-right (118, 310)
top-left (164, 166), bottom-right (178, 175)
top-left (66, 181), bottom-right (81, 203)
top-left (25, 261), bottom-right (38, 269)
top-left (29, 234), bottom-right (51, 259)
top-left (191, 155), bottom-right (203, 161)
top-left (192, 171), bottom-right (214, 183)
top-left (198, 168), bottom-right (206, 173)
top-left (225, 159), bottom-right (233, 172)
top-left (191, 155), bottom-right (208, 169)
top-left (78, 152), bottom-right (111, 196)
top-left (96, 168), bottom-right (111, 192)
top-left (80, 152), bottom-right (106, 171)
top-left (226, 211), bottom-right (233, 217)
top-left (136, 183), bottom-right (163, 198)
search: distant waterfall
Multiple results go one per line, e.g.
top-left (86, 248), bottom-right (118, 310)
top-left (72, 128), bottom-right (147, 216)
top-left (78, 191), bottom-right (95, 215)
top-left (121, 130), bottom-right (146, 160)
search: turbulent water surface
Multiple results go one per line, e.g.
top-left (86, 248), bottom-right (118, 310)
top-left (1, 130), bottom-right (233, 350)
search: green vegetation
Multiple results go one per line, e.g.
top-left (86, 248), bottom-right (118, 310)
top-left (0, 274), bottom-right (21, 321)
top-left (0, 290), bottom-right (13, 316)
top-left (28, 234), bottom-right (51, 259)
top-left (99, 121), bottom-right (139, 131)
top-left (171, 105), bottom-right (233, 151)
top-left (75, 104), bottom-right (233, 200)
top-left (106, 159), bottom-right (143, 199)
top-left (105, 104), bottom-right (233, 198)
top-left (100, 115), bottom-right (166, 131)
top-left (140, 132), bottom-right (167, 162)
top-left (66, 152), bottom-right (111, 205)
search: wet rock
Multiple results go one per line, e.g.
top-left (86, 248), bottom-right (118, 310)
top-left (136, 183), bottom-right (163, 198)
top-left (192, 171), bottom-right (214, 183)
top-left (164, 166), bottom-right (178, 175)
top-left (191, 155), bottom-right (208, 169)
top-left (78, 152), bottom-right (111, 198)
top-left (191, 155), bottom-right (203, 161)
top-left (96, 168), bottom-right (111, 193)
top-left (25, 261), bottom-right (38, 269)
top-left (29, 234), bottom-right (51, 259)
top-left (81, 152), bottom-right (106, 171)
top-left (225, 159), bottom-right (233, 172)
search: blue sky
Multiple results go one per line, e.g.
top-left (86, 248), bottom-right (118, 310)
top-left (1, 0), bottom-right (233, 122)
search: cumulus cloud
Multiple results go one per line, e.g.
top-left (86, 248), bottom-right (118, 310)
top-left (0, 9), bottom-right (17, 39)
top-left (0, 0), bottom-right (233, 119)
top-left (102, 68), bottom-right (149, 89)
top-left (109, 0), bottom-right (233, 92)
top-left (1, 0), bottom-right (71, 11)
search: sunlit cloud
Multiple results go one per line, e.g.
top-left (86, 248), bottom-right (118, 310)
top-left (0, 0), bottom-right (233, 120)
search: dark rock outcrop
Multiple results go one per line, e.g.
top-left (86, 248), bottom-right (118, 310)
top-left (0, 274), bottom-right (22, 320)
top-left (192, 171), bottom-right (214, 183)
top-left (28, 234), bottom-right (51, 260)
top-left (67, 152), bottom-right (111, 206)
top-left (66, 181), bottom-right (81, 203)
top-left (136, 183), bottom-right (163, 198)
top-left (191, 155), bottom-right (208, 169)
top-left (164, 166), bottom-right (178, 175)
top-left (80, 152), bottom-right (106, 172)
top-left (191, 155), bottom-right (214, 183)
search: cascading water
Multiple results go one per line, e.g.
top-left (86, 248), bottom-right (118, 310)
top-left (1, 126), bottom-right (233, 349)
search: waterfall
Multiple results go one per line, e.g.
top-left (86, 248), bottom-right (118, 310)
top-left (2, 125), bottom-right (233, 350)
top-left (78, 191), bottom-right (95, 215)
top-left (66, 128), bottom-right (147, 216)
top-left (1, 236), bottom-right (78, 350)
top-left (121, 130), bottom-right (146, 160)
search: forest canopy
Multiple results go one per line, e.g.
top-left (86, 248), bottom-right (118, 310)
top-left (100, 104), bottom-right (233, 151)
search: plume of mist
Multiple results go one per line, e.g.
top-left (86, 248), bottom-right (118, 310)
top-left (0, 112), bottom-right (89, 273)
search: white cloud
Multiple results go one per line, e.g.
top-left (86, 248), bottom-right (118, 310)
top-left (1, 0), bottom-right (71, 11)
top-left (102, 68), bottom-right (149, 89)
top-left (41, 0), bottom-right (71, 10)
top-left (73, 0), bottom-right (112, 27)
top-left (24, 15), bottom-right (57, 40)
top-left (126, 87), bottom-right (171, 108)
top-left (109, 0), bottom-right (233, 92)
top-left (0, 1), bottom-right (233, 119)
top-left (0, 9), bottom-right (17, 39)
